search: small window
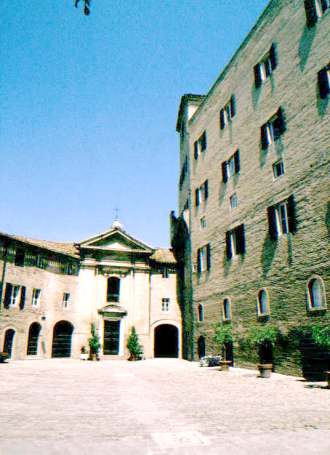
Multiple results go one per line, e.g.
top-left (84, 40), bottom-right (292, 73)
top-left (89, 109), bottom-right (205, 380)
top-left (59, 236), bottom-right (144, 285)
top-left (254, 44), bottom-right (277, 88)
top-left (198, 304), bottom-right (204, 322)
top-left (162, 267), bottom-right (169, 278)
top-left (162, 298), bottom-right (170, 312)
top-left (15, 248), bottom-right (25, 267)
top-left (200, 216), bottom-right (207, 229)
top-left (318, 63), bottom-right (330, 99)
top-left (222, 298), bottom-right (231, 321)
top-left (305, 0), bottom-right (330, 27)
top-left (107, 277), bottom-right (120, 302)
top-left (194, 131), bottom-right (207, 160)
top-left (62, 292), bottom-right (70, 309)
top-left (226, 224), bottom-right (245, 259)
top-left (267, 195), bottom-right (297, 239)
top-left (32, 289), bottom-right (41, 307)
top-left (261, 108), bottom-right (286, 149)
top-left (220, 95), bottom-right (236, 130)
top-left (307, 277), bottom-right (327, 310)
top-left (230, 193), bottom-right (238, 210)
top-left (273, 159), bottom-right (285, 178)
top-left (257, 289), bottom-right (270, 316)
top-left (222, 150), bottom-right (240, 183)
top-left (195, 180), bottom-right (209, 207)
top-left (197, 244), bottom-right (211, 273)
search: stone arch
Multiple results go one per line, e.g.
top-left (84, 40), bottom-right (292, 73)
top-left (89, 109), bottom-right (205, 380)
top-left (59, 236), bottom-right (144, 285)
top-left (27, 322), bottom-right (42, 356)
top-left (52, 321), bottom-right (74, 358)
top-left (154, 324), bottom-right (179, 358)
top-left (3, 328), bottom-right (16, 358)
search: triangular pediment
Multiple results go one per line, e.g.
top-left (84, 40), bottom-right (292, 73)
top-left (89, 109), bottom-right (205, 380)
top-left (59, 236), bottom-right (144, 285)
top-left (78, 228), bottom-right (153, 253)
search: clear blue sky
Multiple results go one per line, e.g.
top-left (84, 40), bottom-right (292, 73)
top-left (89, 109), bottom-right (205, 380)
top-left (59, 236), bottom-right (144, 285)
top-left (0, 0), bottom-right (269, 247)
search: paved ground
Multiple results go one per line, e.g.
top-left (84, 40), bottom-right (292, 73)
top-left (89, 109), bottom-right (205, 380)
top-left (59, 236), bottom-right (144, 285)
top-left (0, 359), bottom-right (329, 455)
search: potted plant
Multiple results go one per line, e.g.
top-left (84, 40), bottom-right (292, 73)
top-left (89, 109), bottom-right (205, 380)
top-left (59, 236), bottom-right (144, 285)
top-left (247, 324), bottom-right (280, 378)
top-left (80, 346), bottom-right (88, 361)
top-left (88, 323), bottom-right (101, 361)
top-left (126, 326), bottom-right (143, 361)
top-left (213, 323), bottom-right (233, 371)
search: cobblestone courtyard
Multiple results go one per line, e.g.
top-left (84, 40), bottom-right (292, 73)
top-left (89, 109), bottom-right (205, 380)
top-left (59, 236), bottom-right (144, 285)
top-left (0, 359), bottom-right (329, 454)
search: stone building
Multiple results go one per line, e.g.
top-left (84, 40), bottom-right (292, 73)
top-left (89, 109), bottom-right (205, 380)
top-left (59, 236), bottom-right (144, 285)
top-left (0, 222), bottom-right (181, 360)
top-left (172, 0), bottom-right (329, 377)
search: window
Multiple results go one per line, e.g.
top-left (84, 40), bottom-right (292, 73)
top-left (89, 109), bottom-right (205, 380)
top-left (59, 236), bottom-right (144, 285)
top-left (318, 63), bottom-right (330, 99)
top-left (36, 254), bottom-right (48, 269)
top-left (226, 225), bottom-right (245, 259)
top-left (307, 277), bottom-right (327, 310)
top-left (230, 193), bottom-right (238, 210)
top-left (197, 244), bottom-right (211, 273)
top-left (195, 180), bottom-right (209, 207)
top-left (257, 289), bottom-right (270, 316)
top-left (107, 277), bottom-right (120, 302)
top-left (273, 159), bottom-right (285, 178)
top-left (305, 0), bottom-right (330, 27)
top-left (222, 150), bottom-right (240, 183)
top-left (162, 298), bottom-right (170, 312)
top-left (220, 95), bottom-right (236, 130)
top-left (14, 248), bottom-right (25, 266)
top-left (162, 267), bottom-right (169, 278)
top-left (32, 289), bottom-right (41, 307)
top-left (3, 283), bottom-right (26, 309)
top-left (222, 298), bottom-right (231, 321)
top-left (267, 195), bottom-right (297, 239)
top-left (261, 108), bottom-right (286, 149)
top-left (198, 304), bottom-right (204, 322)
top-left (200, 216), bottom-right (207, 229)
top-left (254, 44), bottom-right (277, 88)
top-left (194, 131), bottom-right (207, 160)
top-left (62, 292), bottom-right (70, 309)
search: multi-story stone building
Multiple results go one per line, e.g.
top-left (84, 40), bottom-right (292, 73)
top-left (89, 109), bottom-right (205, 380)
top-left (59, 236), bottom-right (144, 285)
top-left (172, 0), bottom-right (329, 377)
top-left (0, 221), bottom-right (181, 360)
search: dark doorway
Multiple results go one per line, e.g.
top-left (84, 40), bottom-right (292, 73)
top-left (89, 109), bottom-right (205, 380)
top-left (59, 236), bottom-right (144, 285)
top-left (3, 329), bottom-right (15, 358)
top-left (223, 341), bottom-right (234, 366)
top-left (197, 335), bottom-right (206, 359)
top-left (154, 324), bottom-right (178, 358)
top-left (103, 320), bottom-right (120, 355)
top-left (258, 341), bottom-right (274, 365)
top-left (27, 322), bottom-right (41, 356)
top-left (52, 321), bottom-right (73, 358)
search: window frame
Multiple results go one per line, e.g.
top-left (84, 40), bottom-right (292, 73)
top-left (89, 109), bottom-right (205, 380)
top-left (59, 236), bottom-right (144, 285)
top-left (256, 288), bottom-right (270, 318)
top-left (62, 292), bottom-right (71, 309)
top-left (220, 95), bottom-right (236, 130)
top-left (194, 131), bottom-right (207, 160)
top-left (261, 108), bottom-right (286, 150)
top-left (272, 159), bottom-right (285, 179)
top-left (197, 244), bottom-right (211, 273)
top-left (306, 276), bottom-right (327, 312)
top-left (267, 195), bottom-right (297, 240)
top-left (32, 288), bottom-right (41, 307)
top-left (229, 193), bottom-right (238, 210)
top-left (222, 298), bottom-right (232, 322)
top-left (226, 224), bottom-right (246, 259)
top-left (222, 150), bottom-right (240, 183)
top-left (254, 44), bottom-right (277, 87)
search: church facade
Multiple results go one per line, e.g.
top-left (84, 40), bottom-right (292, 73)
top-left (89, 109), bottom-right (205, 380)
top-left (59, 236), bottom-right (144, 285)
top-left (0, 222), bottom-right (181, 361)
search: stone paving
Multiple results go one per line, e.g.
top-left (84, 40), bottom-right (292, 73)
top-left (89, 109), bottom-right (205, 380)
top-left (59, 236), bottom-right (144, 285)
top-left (0, 359), bottom-right (329, 454)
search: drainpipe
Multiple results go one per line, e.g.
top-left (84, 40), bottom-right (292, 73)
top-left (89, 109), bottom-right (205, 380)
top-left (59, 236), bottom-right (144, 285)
top-left (0, 241), bottom-right (9, 314)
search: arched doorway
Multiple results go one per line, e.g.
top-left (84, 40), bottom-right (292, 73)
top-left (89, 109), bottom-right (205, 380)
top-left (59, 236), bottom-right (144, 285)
top-left (3, 329), bottom-right (15, 358)
top-left (154, 324), bottom-right (178, 358)
top-left (52, 321), bottom-right (74, 358)
top-left (197, 336), bottom-right (206, 359)
top-left (27, 322), bottom-right (41, 356)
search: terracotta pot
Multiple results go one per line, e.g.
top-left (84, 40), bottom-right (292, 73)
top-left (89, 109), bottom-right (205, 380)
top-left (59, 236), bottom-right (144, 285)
top-left (257, 363), bottom-right (273, 378)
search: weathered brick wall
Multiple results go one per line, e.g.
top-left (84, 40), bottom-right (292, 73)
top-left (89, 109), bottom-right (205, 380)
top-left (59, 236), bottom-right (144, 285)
top-left (178, 0), bottom-right (329, 375)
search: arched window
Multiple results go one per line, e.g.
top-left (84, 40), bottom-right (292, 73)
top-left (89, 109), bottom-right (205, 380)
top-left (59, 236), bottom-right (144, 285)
top-left (222, 298), bottom-right (231, 321)
top-left (307, 277), bottom-right (326, 310)
top-left (107, 277), bottom-right (120, 303)
top-left (27, 322), bottom-right (42, 356)
top-left (198, 304), bottom-right (204, 322)
top-left (257, 289), bottom-right (270, 316)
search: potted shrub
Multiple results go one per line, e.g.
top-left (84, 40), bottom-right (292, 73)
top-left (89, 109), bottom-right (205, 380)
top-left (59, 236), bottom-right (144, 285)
top-left (126, 326), bottom-right (143, 361)
top-left (88, 323), bottom-right (101, 361)
top-left (247, 324), bottom-right (280, 378)
top-left (80, 346), bottom-right (88, 361)
top-left (213, 323), bottom-right (233, 371)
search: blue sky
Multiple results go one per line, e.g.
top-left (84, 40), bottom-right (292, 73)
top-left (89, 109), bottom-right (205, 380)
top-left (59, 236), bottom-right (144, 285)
top-left (0, 0), bottom-right (269, 246)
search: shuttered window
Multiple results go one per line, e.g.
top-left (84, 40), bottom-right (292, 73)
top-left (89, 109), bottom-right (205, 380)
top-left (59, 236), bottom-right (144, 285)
top-left (197, 244), bottom-right (211, 273)
top-left (222, 150), bottom-right (240, 182)
top-left (261, 108), bottom-right (286, 149)
top-left (254, 43), bottom-right (277, 88)
top-left (318, 64), bottom-right (330, 99)
top-left (267, 195), bottom-right (297, 239)
top-left (220, 95), bottom-right (236, 130)
top-left (194, 131), bottom-right (207, 160)
top-left (195, 180), bottom-right (209, 207)
top-left (305, 0), bottom-right (329, 27)
top-left (226, 224), bottom-right (246, 259)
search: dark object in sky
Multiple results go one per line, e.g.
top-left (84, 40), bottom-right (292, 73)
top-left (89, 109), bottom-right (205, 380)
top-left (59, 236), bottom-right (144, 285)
top-left (75, 0), bottom-right (91, 16)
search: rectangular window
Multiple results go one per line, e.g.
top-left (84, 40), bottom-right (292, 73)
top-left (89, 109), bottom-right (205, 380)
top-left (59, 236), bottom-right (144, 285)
top-left (195, 180), bottom-right (209, 207)
top-left (162, 298), bottom-right (170, 312)
top-left (272, 159), bottom-right (285, 178)
top-left (226, 224), bottom-right (245, 259)
top-left (222, 299), bottom-right (231, 321)
top-left (62, 292), bottom-right (70, 309)
top-left (318, 63), bottom-right (330, 99)
top-left (261, 108), bottom-right (286, 149)
top-left (197, 244), bottom-right (211, 273)
top-left (32, 288), bottom-right (41, 307)
top-left (222, 150), bottom-right (240, 183)
top-left (304, 0), bottom-right (329, 27)
top-left (194, 131), bottom-right (207, 160)
top-left (14, 248), bottom-right (25, 267)
top-left (254, 44), bottom-right (277, 88)
top-left (11, 285), bottom-right (20, 306)
top-left (220, 95), bottom-right (236, 130)
top-left (230, 193), bottom-right (238, 209)
top-left (200, 216), bottom-right (207, 229)
top-left (267, 195), bottom-right (297, 239)
top-left (36, 254), bottom-right (48, 269)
